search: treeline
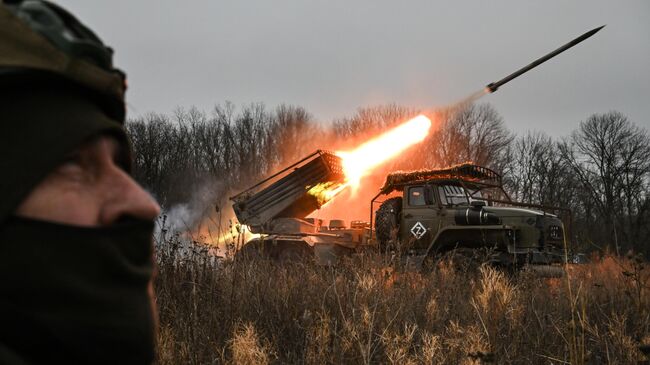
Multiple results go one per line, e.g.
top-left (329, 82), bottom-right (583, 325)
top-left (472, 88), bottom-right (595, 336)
top-left (126, 103), bottom-right (650, 256)
top-left (126, 103), bottom-right (318, 207)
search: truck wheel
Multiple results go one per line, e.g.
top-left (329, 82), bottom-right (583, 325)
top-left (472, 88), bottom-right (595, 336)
top-left (375, 197), bottom-right (402, 251)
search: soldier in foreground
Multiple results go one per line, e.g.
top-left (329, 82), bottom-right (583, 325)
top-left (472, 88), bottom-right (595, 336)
top-left (0, 1), bottom-right (160, 363)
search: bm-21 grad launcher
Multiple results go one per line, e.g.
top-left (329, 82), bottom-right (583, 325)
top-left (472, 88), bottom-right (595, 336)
top-left (229, 25), bottom-right (604, 266)
top-left (231, 150), bottom-right (371, 264)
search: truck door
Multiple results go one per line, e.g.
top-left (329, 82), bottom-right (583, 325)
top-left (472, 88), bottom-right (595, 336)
top-left (401, 185), bottom-right (440, 251)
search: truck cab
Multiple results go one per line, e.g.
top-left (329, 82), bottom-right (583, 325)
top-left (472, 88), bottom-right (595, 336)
top-left (373, 163), bottom-right (569, 267)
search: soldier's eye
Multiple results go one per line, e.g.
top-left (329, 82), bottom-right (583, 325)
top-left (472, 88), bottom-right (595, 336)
top-left (61, 153), bottom-right (82, 167)
top-left (55, 153), bottom-right (85, 178)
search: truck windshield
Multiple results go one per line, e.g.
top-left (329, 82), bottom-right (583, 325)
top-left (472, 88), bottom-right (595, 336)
top-left (438, 185), bottom-right (491, 206)
top-left (438, 185), bottom-right (469, 206)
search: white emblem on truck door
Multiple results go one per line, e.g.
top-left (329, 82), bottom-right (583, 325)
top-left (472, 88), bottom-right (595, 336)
top-left (410, 222), bottom-right (427, 239)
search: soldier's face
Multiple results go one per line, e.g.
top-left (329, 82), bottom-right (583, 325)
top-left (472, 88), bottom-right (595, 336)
top-left (15, 135), bottom-right (160, 226)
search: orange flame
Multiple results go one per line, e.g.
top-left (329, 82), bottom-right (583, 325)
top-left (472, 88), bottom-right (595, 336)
top-left (307, 182), bottom-right (347, 206)
top-left (336, 114), bottom-right (432, 192)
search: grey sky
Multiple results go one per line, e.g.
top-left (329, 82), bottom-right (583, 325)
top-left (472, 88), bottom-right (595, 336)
top-left (57, 0), bottom-right (649, 136)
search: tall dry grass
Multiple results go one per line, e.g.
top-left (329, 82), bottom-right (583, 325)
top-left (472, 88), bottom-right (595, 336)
top-left (153, 235), bottom-right (649, 364)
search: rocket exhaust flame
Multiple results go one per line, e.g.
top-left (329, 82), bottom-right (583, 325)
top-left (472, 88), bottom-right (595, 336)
top-left (307, 182), bottom-right (347, 206)
top-left (335, 114), bottom-right (432, 193)
top-left (305, 115), bottom-right (432, 206)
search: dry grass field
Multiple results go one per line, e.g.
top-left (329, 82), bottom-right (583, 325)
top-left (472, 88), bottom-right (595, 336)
top-left (153, 236), bottom-right (649, 364)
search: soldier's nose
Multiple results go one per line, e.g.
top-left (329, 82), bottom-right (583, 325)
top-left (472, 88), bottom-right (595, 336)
top-left (99, 164), bottom-right (160, 226)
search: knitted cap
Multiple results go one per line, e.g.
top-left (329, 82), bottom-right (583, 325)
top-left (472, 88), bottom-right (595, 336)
top-left (0, 1), bottom-right (130, 223)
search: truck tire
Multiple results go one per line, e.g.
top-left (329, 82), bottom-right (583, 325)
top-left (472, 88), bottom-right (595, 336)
top-left (375, 197), bottom-right (402, 251)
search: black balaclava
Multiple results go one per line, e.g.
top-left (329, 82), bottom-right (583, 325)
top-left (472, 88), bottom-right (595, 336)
top-left (0, 217), bottom-right (156, 365)
top-left (0, 2), bottom-right (156, 364)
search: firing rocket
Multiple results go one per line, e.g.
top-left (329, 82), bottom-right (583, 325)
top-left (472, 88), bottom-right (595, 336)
top-left (485, 25), bottom-right (605, 93)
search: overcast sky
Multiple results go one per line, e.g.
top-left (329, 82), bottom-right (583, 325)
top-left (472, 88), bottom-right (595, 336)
top-left (57, 0), bottom-right (649, 136)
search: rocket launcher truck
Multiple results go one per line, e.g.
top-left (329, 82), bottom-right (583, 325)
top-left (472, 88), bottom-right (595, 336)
top-left (230, 150), bottom-right (372, 264)
top-left (229, 26), bottom-right (603, 268)
top-left (231, 150), bottom-right (572, 272)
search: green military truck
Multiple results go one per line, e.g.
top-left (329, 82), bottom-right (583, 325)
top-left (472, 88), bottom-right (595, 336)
top-left (372, 163), bottom-right (570, 269)
top-left (231, 152), bottom-right (570, 270)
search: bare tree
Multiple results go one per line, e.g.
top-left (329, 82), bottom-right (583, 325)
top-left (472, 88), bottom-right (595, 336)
top-left (559, 111), bottom-right (650, 254)
top-left (127, 112), bottom-right (178, 205)
top-left (268, 104), bottom-right (318, 168)
top-left (428, 103), bottom-right (514, 170)
top-left (506, 131), bottom-right (578, 207)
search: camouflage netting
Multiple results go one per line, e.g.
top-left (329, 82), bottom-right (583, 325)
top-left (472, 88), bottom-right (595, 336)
top-left (380, 162), bottom-right (502, 193)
